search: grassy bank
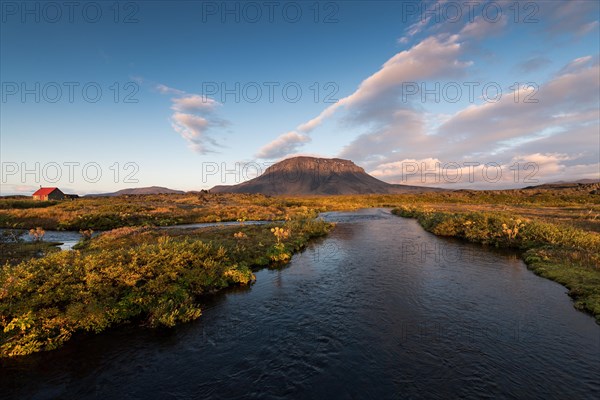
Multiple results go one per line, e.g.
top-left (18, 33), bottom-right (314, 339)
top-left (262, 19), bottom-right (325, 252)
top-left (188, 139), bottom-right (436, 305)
top-left (1, 189), bottom-right (598, 356)
top-left (392, 206), bottom-right (600, 323)
top-left (0, 193), bottom-right (322, 231)
top-left (1, 188), bottom-right (598, 232)
top-left (0, 218), bottom-right (332, 357)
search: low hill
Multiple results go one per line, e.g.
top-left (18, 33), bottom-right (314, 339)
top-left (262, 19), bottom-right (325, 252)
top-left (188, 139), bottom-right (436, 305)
top-left (524, 180), bottom-right (600, 191)
top-left (88, 186), bottom-right (185, 197)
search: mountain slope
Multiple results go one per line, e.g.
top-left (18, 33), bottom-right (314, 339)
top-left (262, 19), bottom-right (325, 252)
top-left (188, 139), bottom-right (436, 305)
top-left (211, 157), bottom-right (440, 195)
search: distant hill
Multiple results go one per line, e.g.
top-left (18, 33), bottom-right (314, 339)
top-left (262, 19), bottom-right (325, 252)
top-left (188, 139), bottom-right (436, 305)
top-left (551, 179), bottom-right (600, 184)
top-left (524, 179), bottom-right (600, 191)
top-left (88, 186), bottom-right (185, 197)
top-left (211, 156), bottom-right (442, 195)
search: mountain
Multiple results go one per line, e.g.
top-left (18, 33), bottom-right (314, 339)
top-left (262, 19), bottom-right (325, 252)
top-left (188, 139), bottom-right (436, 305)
top-left (210, 157), bottom-right (441, 195)
top-left (88, 186), bottom-right (185, 197)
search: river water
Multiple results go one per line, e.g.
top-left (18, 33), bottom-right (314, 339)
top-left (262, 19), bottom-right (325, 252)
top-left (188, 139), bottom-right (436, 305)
top-left (1, 209), bottom-right (598, 399)
top-left (0, 221), bottom-right (272, 251)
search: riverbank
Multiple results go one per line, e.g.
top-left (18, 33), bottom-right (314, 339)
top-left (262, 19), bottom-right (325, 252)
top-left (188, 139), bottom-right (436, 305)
top-left (0, 193), bottom-right (321, 231)
top-left (392, 206), bottom-right (600, 323)
top-left (0, 218), bottom-right (332, 357)
top-left (1, 188), bottom-right (598, 232)
top-left (2, 188), bottom-right (598, 356)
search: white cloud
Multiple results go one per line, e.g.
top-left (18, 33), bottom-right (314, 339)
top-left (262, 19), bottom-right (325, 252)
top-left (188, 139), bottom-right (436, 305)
top-left (460, 15), bottom-right (508, 38)
top-left (171, 112), bottom-right (220, 154)
top-left (558, 55), bottom-right (594, 75)
top-left (156, 84), bottom-right (185, 95)
top-left (542, 1), bottom-right (600, 36)
top-left (577, 21), bottom-right (599, 36)
top-left (171, 95), bottom-right (220, 113)
top-left (516, 56), bottom-right (552, 73)
top-left (256, 131), bottom-right (311, 159)
top-left (295, 34), bottom-right (470, 135)
top-left (339, 109), bottom-right (426, 164)
top-left (437, 58), bottom-right (600, 155)
top-left (369, 153), bottom-right (598, 189)
top-left (350, 56), bottom-right (599, 187)
top-left (157, 84), bottom-right (229, 154)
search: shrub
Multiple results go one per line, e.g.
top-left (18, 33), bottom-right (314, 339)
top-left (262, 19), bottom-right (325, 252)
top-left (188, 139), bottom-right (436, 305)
top-left (0, 238), bottom-right (254, 357)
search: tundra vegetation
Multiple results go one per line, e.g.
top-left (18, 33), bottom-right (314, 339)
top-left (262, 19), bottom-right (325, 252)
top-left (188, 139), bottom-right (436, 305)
top-left (0, 186), bottom-right (598, 356)
top-left (0, 218), bottom-right (331, 357)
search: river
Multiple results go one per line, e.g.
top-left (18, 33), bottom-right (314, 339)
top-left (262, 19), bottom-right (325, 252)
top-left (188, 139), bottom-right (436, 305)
top-left (1, 209), bottom-right (598, 399)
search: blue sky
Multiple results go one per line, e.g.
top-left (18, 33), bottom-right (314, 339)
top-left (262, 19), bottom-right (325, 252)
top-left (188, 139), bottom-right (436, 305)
top-left (1, 0), bottom-right (599, 194)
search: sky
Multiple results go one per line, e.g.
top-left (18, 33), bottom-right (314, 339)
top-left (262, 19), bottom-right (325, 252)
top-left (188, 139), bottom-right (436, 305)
top-left (1, 0), bottom-right (599, 194)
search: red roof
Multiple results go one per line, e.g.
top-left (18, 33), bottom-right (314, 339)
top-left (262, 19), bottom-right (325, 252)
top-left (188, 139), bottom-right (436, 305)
top-left (33, 187), bottom-right (59, 196)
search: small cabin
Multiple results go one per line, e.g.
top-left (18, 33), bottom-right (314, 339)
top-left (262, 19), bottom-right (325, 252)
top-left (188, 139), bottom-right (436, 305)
top-left (32, 187), bottom-right (65, 201)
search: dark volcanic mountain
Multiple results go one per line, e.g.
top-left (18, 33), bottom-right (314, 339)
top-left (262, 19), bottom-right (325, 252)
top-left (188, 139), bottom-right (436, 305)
top-left (211, 157), bottom-right (440, 195)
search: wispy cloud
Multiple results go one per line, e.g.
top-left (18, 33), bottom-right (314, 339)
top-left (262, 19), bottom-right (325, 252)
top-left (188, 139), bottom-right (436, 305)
top-left (156, 84), bottom-right (185, 95)
top-left (541, 1), bottom-right (600, 36)
top-left (577, 21), bottom-right (599, 36)
top-left (157, 84), bottom-right (229, 154)
top-left (255, 33), bottom-right (471, 160)
top-left (516, 56), bottom-right (552, 73)
top-left (256, 131), bottom-right (311, 159)
top-left (297, 34), bottom-right (470, 135)
top-left (398, 16), bottom-right (432, 44)
top-left (459, 15), bottom-right (507, 39)
top-left (171, 95), bottom-right (220, 113)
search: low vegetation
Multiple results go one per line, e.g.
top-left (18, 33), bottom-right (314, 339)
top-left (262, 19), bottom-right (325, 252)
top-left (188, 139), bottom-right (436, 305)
top-left (392, 206), bottom-right (600, 323)
top-left (1, 187), bottom-right (598, 231)
top-left (1, 187), bottom-right (598, 356)
top-left (0, 218), bottom-right (332, 357)
top-left (0, 193), bottom-right (321, 231)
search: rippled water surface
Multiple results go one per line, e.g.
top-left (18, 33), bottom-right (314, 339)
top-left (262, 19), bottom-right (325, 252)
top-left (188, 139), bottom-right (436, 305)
top-left (1, 209), bottom-right (599, 399)
top-left (0, 229), bottom-right (84, 250)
